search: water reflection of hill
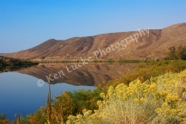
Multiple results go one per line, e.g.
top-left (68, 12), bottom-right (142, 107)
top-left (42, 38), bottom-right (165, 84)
top-left (17, 63), bottom-right (139, 86)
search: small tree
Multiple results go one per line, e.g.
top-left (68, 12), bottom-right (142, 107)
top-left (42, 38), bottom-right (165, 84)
top-left (168, 46), bottom-right (177, 59)
top-left (167, 46), bottom-right (186, 60)
top-left (176, 46), bottom-right (186, 60)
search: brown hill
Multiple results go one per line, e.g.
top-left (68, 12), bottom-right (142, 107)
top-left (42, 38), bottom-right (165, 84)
top-left (2, 23), bottom-right (186, 61)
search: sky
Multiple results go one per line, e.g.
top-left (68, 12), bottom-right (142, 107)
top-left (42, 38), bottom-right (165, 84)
top-left (0, 0), bottom-right (186, 53)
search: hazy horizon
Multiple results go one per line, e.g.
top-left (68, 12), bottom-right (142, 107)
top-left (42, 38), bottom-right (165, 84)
top-left (0, 0), bottom-right (186, 53)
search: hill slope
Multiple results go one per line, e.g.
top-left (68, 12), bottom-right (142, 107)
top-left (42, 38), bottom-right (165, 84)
top-left (2, 23), bottom-right (186, 61)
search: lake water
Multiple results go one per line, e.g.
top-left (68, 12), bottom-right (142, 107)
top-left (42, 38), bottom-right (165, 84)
top-left (0, 63), bottom-right (138, 120)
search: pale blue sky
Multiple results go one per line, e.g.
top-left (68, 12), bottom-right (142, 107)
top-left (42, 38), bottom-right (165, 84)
top-left (0, 0), bottom-right (186, 53)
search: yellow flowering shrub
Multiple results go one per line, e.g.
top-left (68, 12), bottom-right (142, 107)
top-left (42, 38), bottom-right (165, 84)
top-left (67, 70), bottom-right (186, 124)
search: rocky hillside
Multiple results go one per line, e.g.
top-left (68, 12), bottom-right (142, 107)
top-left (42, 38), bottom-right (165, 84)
top-left (2, 23), bottom-right (186, 61)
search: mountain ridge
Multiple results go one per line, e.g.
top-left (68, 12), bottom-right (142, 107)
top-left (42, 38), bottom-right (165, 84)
top-left (1, 23), bottom-right (186, 61)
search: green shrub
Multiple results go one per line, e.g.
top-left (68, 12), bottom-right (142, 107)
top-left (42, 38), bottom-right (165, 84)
top-left (26, 88), bottom-right (102, 123)
top-left (27, 107), bottom-right (47, 124)
top-left (167, 46), bottom-right (186, 60)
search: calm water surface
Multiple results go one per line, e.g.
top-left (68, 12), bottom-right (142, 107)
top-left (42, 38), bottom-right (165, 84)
top-left (0, 63), bottom-right (138, 120)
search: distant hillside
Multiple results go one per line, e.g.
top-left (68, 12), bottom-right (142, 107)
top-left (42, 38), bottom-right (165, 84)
top-left (2, 23), bottom-right (186, 61)
top-left (0, 56), bottom-right (37, 72)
